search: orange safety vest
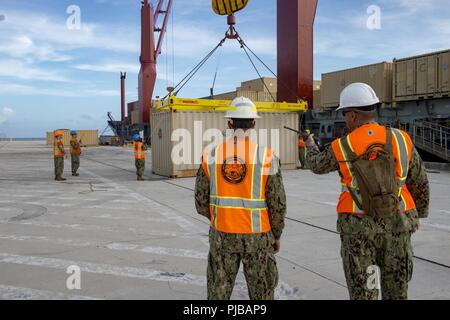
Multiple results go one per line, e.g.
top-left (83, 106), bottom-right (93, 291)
top-left (202, 137), bottom-right (275, 234)
top-left (331, 123), bottom-right (416, 214)
top-left (53, 140), bottom-right (65, 157)
top-left (298, 136), bottom-right (306, 148)
top-left (70, 137), bottom-right (81, 155)
top-left (134, 141), bottom-right (145, 159)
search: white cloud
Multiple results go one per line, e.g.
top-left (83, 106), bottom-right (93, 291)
top-left (75, 62), bottom-right (140, 73)
top-left (0, 59), bottom-right (69, 82)
top-left (0, 35), bottom-right (72, 63)
top-left (2, 107), bottom-right (14, 115)
top-left (0, 107), bottom-right (14, 124)
top-left (0, 10), bottom-right (140, 63)
top-left (168, 21), bottom-right (276, 60)
top-left (383, 0), bottom-right (435, 13)
top-left (0, 82), bottom-right (137, 98)
top-left (313, 1), bottom-right (450, 64)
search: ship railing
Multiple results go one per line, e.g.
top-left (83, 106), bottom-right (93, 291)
top-left (413, 120), bottom-right (449, 162)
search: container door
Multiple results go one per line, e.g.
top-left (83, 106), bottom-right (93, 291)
top-left (427, 55), bottom-right (437, 95)
top-left (395, 61), bottom-right (407, 97)
top-left (406, 59), bottom-right (416, 96)
top-left (416, 58), bottom-right (427, 95)
top-left (439, 52), bottom-right (450, 94)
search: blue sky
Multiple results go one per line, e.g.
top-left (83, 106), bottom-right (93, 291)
top-left (0, 0), bottom-right (449, 137)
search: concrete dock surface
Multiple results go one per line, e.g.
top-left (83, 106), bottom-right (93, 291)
top-left (0, 141), bottom-right (449, 300)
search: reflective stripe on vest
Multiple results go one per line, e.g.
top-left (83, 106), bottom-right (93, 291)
top-left (337, 137), bottom-right (364, 214)
top-left (391, 129), bottom-right (409, 186)
top-left (331, 124), bottom-right (416, 214)
top-left (53, 140), bottom-right (64, 157)
top-left (134, 142), bottom-right (145, 159)
top-left (202, 138), bottom-right (273, 234)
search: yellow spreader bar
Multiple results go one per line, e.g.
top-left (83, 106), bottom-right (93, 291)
top-left (154, 95), bottom-right (308, 113)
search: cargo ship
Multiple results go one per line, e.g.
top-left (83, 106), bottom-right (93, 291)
top-left (108, 1), bottom-right (448, 163)
top-left (305, 49), bottom-right (449, 162)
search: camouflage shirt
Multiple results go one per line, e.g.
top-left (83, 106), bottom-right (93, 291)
top-left (306, 140), bottom-right (430, 235)
top-left (194, 163), bottom-right (287, 253)
top-left (70, 139), bottom-right (81, 155)
top-left (70, 140), bottom-right (80, 148)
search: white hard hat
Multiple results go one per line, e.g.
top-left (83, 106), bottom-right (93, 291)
top-left (336, 83), bottom-right (380, 111)
top-left (225, 96), bottom-right (260, 119)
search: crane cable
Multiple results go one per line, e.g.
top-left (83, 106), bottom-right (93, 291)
top-left (164, 26), bottom-right (302, 103)
top-left (237, 37), bottom-right (301, 102)
top-left (210, 45), bottom-right (223, 98)
top-left (162, 37), bottom-right (226, 99)
top-left (165, 20), bottom-right (169, 89)
top-left (237, 38), bottom-right (276, 102)
top-left (171, 0), bottom-right (175, 87)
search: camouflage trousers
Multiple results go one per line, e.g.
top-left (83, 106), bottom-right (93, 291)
top-left (207, 249), bottom-right (278, 300)
top-left (54, 156), bottom-right (64, 178)
top-left (340, 232), bottom-right (413, 300)
top-left (135, 159), bottom-right (145, 178)
top-left (298, 147), bottom-right (307, 168)
top-left (71, 154), bottom-right (80, 174)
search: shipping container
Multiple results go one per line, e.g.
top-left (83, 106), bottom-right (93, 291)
top-left (313, 89), bottom-right (322, 109)
top-left (238, 77), bottom-right (277, 93)
top-left (131, 110), bottom-right (140, 125)
top-left (211, 91), bottom-right (237, 100)
top-left (439, 51), bottom-right (450, 95)
top-left (393, 49), bottom-right (450, 102)
top-left (209, 90), bottom-right (276, 102)
top-left (47, 130), bottom-right (99, 147)
top-left (127, 101), bottom-right (140, 121)
top-left (321, 62), bottom-right (393, 108)
top-left (151, 110), bottom-right (299, 178)
top-left (313, 80), bottom-right (322, 91)
top-left (237, 90), bottom-right (275, 102)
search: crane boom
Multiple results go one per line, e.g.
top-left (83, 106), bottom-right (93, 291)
top-left (138, 0), bottom-right (172, 134)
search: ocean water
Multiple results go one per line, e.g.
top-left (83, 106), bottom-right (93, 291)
top-left (0, 138), bottom-right (45, 141)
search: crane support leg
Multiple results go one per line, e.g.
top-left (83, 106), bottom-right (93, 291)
top-left (277, 0), bottom-right (317, 106)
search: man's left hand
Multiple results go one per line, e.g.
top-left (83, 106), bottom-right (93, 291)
top-left (273, 240), bottom-right (281, 254)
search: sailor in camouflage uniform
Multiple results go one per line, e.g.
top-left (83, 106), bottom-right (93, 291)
top-left (70, 130), bottom-right (82, 176)
top-left (306, 83), bottom-right (429, 300)
top-left (195, 97), bottom-right (286, 300)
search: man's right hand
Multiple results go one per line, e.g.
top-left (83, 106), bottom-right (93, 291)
top-left (306, 133), bottom-right (316, 147)
top-left (273, 239), bottom-right (281, 254)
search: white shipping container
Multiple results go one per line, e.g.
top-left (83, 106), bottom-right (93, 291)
top-left (151, 110), bottom-right (299, 178)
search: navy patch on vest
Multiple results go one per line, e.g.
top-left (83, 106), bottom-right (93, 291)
top-left (222, 156), bottom-right (246, 184)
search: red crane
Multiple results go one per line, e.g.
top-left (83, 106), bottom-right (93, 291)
top-left (135, 0), bottom-right (316, 130)
top-left (138, 0), bottom-right (173, 128)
